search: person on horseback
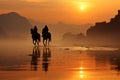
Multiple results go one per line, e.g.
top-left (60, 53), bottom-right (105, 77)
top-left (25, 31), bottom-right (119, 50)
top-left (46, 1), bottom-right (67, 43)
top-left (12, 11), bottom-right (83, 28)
top-left (34, 25), bottom-right (38, 33)
top-left (42, 25), bottom-right (51, 47)
top-left (30, 25), bottom-right (40, 46)
top-left (42, 25), bottom-right (49, 37)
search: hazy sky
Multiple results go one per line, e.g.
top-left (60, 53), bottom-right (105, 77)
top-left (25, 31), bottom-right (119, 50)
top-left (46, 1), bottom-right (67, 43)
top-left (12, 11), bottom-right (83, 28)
top-left (0, 0), bottom-right (120, 24)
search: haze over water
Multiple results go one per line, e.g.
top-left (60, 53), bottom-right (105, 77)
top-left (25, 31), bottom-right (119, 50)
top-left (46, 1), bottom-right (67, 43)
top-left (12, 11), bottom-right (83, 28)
top-left (0, 43), bottom-right (120, 80)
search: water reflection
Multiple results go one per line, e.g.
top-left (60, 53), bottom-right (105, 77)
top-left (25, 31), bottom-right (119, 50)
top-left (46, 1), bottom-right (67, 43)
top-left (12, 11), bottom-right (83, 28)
top-left (30, 46), bottom-right (41, 71)
top-left (1, 46), bottom-right (120, 80)
top-left (42, 47), bottom-right (51, 72)
top-left (87, 50), bottom-right (120, 74)
top-left (79, 67), bottom-right (84, 78)
top-left (29, 47), bottom-right (51, 72)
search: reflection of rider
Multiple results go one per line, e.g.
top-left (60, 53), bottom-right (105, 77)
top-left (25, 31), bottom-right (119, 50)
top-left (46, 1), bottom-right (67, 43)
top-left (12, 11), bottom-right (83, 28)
top-left (42, 48), bottom-right (51, 72)
top-left (42, 25), bottom-right (49, 37)
top-left (31, 46), bottom-right (40, 71)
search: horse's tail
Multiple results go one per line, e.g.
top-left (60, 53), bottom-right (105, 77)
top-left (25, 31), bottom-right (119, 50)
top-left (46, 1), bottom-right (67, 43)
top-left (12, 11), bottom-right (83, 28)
top-left (48, 32), bottom-right (51, 42)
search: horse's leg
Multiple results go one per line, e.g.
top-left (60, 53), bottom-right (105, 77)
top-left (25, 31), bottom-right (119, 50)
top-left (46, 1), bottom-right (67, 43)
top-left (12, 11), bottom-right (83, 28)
top-left (44, 40), bottom-right (46, 47)
top-left (34, 41), bottom-right (36, 46)
top-left (46, 40), bottom-right (47, 47)
top-left (48, 40), bottom-right (49, 47)
top-left (38, 41), bottom-right (39, 46)
top-left (38, 38), bottom-right (40, 46)
top-left (46, 40), bottom-right (49, 47)
top-left (45, 40), bottom-right (47, 47)
top-left (33, 40), bottom-right (35, 45)
top-left (37, 40), bottom-right (39, 46)
top-left (43, 39), bottom-right (45, 47)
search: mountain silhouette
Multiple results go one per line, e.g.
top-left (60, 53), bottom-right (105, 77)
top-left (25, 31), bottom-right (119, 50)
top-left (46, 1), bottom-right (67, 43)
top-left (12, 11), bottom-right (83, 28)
top-left (0, 12), bottom-right (32, 39)
top-left (86, 10), bottom-right (120, 46)
top-left (62, 10), bottom-right (120, 46)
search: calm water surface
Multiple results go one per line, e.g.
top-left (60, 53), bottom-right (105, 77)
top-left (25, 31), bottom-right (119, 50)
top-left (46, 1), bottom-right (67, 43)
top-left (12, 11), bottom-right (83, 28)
top-left (0, 44), bottom-right (120, 80)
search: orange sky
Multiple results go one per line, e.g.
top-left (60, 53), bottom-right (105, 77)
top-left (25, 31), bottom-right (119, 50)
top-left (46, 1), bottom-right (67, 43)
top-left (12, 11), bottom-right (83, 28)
top-left (0, 0), bottom-right (120, 24)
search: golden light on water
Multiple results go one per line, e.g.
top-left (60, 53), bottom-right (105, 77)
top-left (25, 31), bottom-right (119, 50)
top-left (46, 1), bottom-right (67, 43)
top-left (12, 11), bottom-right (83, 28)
top-left (80, 71), bottom-right (84, 78)
top-left (79, 67), bottom-right (85, 78)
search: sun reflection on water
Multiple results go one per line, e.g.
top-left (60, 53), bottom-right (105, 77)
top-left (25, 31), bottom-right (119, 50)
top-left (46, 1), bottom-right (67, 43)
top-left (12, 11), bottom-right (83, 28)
top-left (80, 71), bottom-right (84, 78)
top-left (79, 67), bottom-right (85, 79)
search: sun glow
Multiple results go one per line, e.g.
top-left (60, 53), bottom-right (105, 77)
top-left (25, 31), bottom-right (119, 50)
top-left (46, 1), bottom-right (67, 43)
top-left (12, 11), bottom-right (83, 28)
top-left (80, 5), bottom-right (85, 10)
top-left (79, 2), bottom-right (89, 11)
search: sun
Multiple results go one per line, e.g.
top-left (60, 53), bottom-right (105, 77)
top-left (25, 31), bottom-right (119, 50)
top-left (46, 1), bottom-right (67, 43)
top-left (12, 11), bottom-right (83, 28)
top-left (80, 5), bottom-right (85, 10)
top-left (79, 2), bottom-right (89, 11)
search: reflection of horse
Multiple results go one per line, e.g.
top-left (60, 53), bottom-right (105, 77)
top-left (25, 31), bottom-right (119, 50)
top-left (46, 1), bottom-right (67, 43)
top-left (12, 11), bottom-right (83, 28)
top-left (42, 47), bottom-right (51, 72)
top-left (30, 29), bottom-right (40, 46)
top-left (30, 46), bottom-right (40, 71)
top-left (42, 32), bottom-right (51, 47)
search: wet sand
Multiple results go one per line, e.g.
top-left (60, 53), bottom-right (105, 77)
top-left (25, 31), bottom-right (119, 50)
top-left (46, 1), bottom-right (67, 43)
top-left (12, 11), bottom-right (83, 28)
top-left (0, 45), bottom-right (120, 80)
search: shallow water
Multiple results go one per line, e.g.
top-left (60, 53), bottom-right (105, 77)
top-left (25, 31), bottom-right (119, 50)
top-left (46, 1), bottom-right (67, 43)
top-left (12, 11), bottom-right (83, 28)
top-left (0, 44), bottom-right (120, 80)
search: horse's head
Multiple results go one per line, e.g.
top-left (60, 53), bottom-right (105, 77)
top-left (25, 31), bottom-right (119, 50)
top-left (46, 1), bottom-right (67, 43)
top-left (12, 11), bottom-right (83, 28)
top-left (30, 28), bottom-right (34, 34)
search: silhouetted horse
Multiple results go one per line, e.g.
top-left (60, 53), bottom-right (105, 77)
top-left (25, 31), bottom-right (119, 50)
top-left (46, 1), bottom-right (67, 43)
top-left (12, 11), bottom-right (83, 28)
top-left (31, 28), bottom-right (40, 46)
top-left (42, 32), bottom-right (51, 47)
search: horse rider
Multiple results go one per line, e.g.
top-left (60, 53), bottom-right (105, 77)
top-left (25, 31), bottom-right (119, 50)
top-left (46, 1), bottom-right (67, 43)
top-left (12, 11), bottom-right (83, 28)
top-left (34, 25), bottom-right (38, 33)
top-left (42, 25), bottom-right (49, 37)
top-left (30, 25), bottom-right (40, 45)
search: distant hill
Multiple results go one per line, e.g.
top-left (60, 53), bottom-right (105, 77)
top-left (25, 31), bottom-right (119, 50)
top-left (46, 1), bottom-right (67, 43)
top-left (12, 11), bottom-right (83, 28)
top-left (62, 10), bottom-right (120, 46)
top-left (49, 22), bottom-right (91, 40)
top-left (86, 10), bottom-right (120, 46)
top-left (0, 12), bottom-right (32, 39)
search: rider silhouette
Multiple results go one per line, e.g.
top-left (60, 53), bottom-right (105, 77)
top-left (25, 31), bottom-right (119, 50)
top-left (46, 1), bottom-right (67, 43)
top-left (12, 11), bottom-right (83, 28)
top-left (42, 25), bottom-right (49, 37)
top-left (30, 25), bottom-right (40, 45)
top-left (42, 25), bottom-right (51, 46)
top-left (34, 26), bottom-right (38, 33)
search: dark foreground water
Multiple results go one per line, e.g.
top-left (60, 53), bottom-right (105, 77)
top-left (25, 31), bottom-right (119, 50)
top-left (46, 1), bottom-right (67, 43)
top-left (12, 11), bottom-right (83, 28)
top-left (0, 44), bottom-right (120, 80)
